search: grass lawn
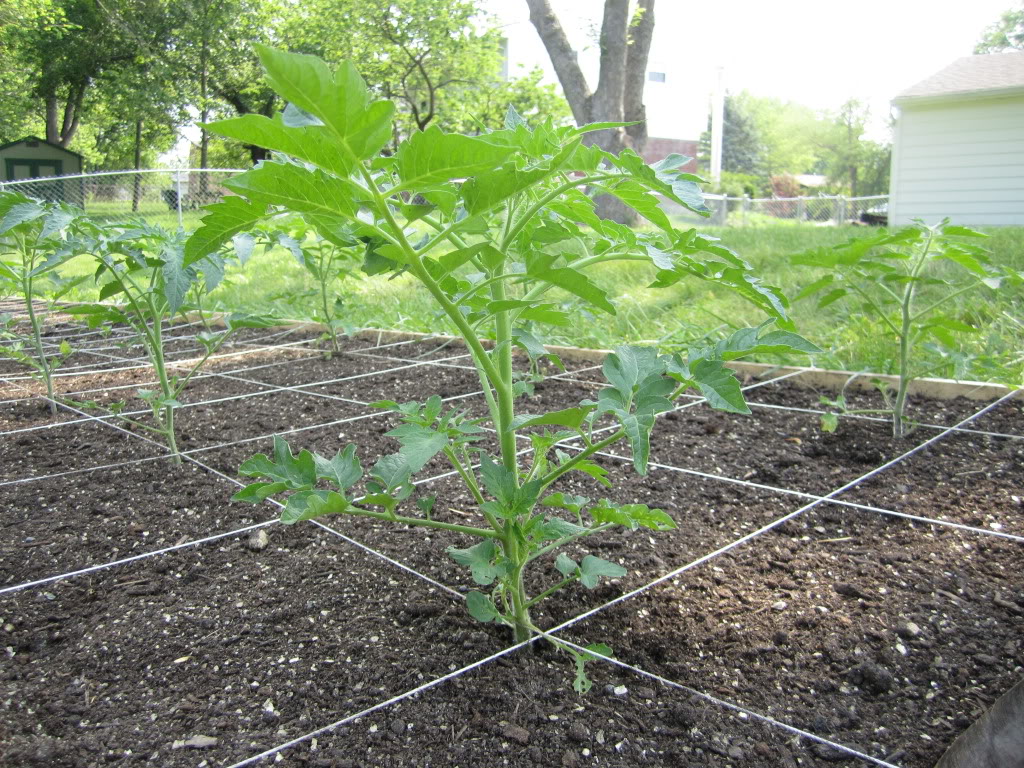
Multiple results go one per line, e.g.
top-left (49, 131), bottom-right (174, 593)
top-left (59, 216), bottom-right (1024, 386)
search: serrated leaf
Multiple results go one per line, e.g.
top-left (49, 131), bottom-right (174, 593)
top-left (205, 113), bottom-right (353, 177)
top-left (395, 125), bottom-right (514, 191)
top-left (238, 435), bottom-right (316, 490)
top-left (448, 539), bottom-right (500, 586)
top-left (465, 590), bottom-right (503, 623)
top-left (0, 201), bottom-right (45, 234)
top-left (532, 267), bottom-right (615, 314)
top-left (223, 162), bottom-right (359, 223)
top-left (688, 358), bottom-right (750, 414)
top-left (510, 407), bottom-right (594, 432)
top-left (369, 453), bottom-right (413, 490)
top-left (589, 501), bottom-right (674, 531)
top-left (462, 165), bottom-right (548, 215)
top-left (820, 412), bottom-right (839, 432)
top-left (603, 345), bottom-right (665, 398)
top-left (255, 45), bottom-right (394, 164)
top-left (186, 197), bottom-right (269, 267)
top-left (161, 242), bottom-right (191, 315)
top-left (385, 423), bottom-right (448, 472)
top-left (280, 489), bottom-right (350, 524)
top-left (579, 555), bottom-right (626, 589)
top-left (313, 444), bottom-right (362, 490)
top-left (232, 480), bottom-right (290, 503)
top-left (535, 517), bottom-right (588, 542)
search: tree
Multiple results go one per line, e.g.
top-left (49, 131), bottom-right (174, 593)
top-left (975, 4), bottom-right (1024, 52)
top-left (698, 92), bottom-right (764, 177)
top-left (291, 0), bottom-right (511, 147)
top-left (813, 100), bottom-right (891, 197)
top-left (525, 0), bottom-right (656, 223)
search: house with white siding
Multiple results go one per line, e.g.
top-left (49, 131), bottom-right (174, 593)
top-left (889, 51), bottom-right (1024, 227)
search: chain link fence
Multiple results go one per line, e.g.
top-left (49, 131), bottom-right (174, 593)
top-left (2, 168), bottom-right (888, 229)
top-left (0, 169), bottom-right (244, 230)
top-left (665, 193), bottom-right (888, 227)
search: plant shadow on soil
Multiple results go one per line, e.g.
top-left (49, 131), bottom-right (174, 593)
top-left (0, 328), bottom-right (1022, 767)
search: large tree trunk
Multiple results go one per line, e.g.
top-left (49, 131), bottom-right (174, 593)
top-left (525, 0), bottom-right (656, 225)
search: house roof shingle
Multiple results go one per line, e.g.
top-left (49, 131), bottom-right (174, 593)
top-left (894, 51), bottom-right (1024, 104)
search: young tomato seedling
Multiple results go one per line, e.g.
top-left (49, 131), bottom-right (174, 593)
top-left (185, 47), bottom-right (818, 689)
top-left (792, 220), bottom-right (1020, 437)
top-left (68, 221), bottom-right (271, 461)
top-left (240, 215), bottom-right (362, 351)
top-left (0, 192), bottom-right (90, 413)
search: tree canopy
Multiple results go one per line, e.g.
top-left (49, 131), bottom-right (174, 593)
top-left (0, 0), bottom-right (571, 170)
top-left (975, 4), bottom-right (1024, 52)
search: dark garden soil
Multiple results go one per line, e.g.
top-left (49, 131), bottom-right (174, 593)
top-left (1, 331), bottom-right (1022, 768)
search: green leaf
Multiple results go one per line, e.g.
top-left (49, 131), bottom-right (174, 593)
top-left (535, 517), bottom-right (589, 542)
top-left (448, 539), bottom-right (500, 586)
top-left (0, 201), bottom-right (45, 234)
top-left (942, 225), bottom-right (988, 238)
top-left (532, 267), bottom-right (616, 314)
top-left (185, 196), bottom-right (269, 267)
top-left (590, 501), bottom-right (675, 531)
top-left (572, 643), bottom-right (613, 694)
top-left (462, 165), bottom-right (548, 215)
top-left (541, 492), bottom-right (590, 515)
top-left (688, 358), bottom-right (750, 414)
top-left (161, 241), bottom-right (191, 315)
top-left (477, 453), bottom-right (517, 506)
top-left (600, 179), bottom-right (674, 231)
top-left (369, 453), bottom-right (413, 490)
top-left (232, 481), bottom-right (291, 503)
top-left (395, 125), bottom-right (514, 191)
top-left (255, 45), bottom-right (394, 164)
top-left (579, 555), bottom-right (626, 589)
top-left (238, 435), bottom-right (317, 490)
top-left (465, 591), bottom-right (503, 623)
top-left (223, 162), bottom-right (359, 222)
top-left (703, 324), bottom-right (823, 361)
top-left (385, 423), bottom-right (448, 472)
top-left (39, 207), bottom-right (78, 241)
top-left (603, 346), bottom-right (665, 397)
top-left (555, 552), bottom-right (578, 577)
top-left (280, 489), bottom-right (350, 524)
top-left (314, 444), bottom-right (362, 490)
top-left (205, 113), bottom-right (353, 177)
top-left (510, 407), bottom-right (595, 432)
top-left (820, 412), bottom-right (839, 433)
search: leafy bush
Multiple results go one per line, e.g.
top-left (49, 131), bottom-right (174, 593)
top-left (185, 46), bottom-right (817, 687)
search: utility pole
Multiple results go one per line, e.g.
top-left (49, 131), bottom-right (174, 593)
top-left (710, 66), bottom-right (725, 184)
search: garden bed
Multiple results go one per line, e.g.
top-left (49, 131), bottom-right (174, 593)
top-left (1, 321), bottom-right (1022, 767)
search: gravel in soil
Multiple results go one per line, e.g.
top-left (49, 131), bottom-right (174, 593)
top-left (0, 331), bottom-right (1021, 767)
top-left (0, 460), bottom-right (262, 587)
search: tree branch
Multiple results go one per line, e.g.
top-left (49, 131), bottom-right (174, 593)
top-left (524, 0), bottom-right (592, 124)
top-left (623, 0), bottom-right (654, 150)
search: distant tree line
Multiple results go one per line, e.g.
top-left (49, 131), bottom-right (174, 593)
top-left (0, 0), bottom-right (571, 171)
top-left (697, 92), bottom-right (892, 199)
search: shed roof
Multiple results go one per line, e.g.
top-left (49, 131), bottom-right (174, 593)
top-left (893, 51), bottom-right (1024, 105)
top-left (0, 136), bottom-right (84, 160)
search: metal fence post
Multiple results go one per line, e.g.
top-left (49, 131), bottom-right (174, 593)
top-left (175, 172), bottom-right (184, 230)
top-left (834, 197), bottom-right (847, 226)
top-left (796, 198), bottom-right (806, 221)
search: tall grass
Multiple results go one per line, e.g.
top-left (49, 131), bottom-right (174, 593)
top-left (59, 220), bottom-right (1024, 384)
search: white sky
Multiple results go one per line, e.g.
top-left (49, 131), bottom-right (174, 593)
top-left (489, 0), bottom-right (1015, 141)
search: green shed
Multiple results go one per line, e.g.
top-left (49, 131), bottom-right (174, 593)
top-left (0, 136), bottom-right (84, 204)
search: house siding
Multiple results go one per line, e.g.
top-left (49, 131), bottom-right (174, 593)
top-left (890, 95), bottom-right (1024, 226)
